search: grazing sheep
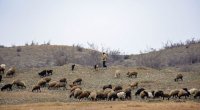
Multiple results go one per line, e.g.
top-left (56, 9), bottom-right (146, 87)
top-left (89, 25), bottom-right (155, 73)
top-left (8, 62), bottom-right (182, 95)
top-left (0, 75), bottom-right (2, 82)
top-left (48, 81), bottom-right (57, 89)
top-left (194, 91), bottom-right (200, 99)
top-left (42, 77), bottom-right (51, 83)
top-left (69, 84), bottom-right (77, 88)
top-left (113, 85), bottom-right (122, 91)
top-left (178, 88), bottom-right (190, 99)
top-left (37, 79), bottom-right (47, 87)
top-left (88, 91), bottom-right (97, 101)
top-left (59, 78), bottom-right (67, 83)
top-left (38, 70), bottom-right (47, 77)
top-left (94, 64), bottom-right (99, 71)
top-left (46, 70), bottom-right (53, 76)
top-left (135, 88), bottom-right (145, 96)
top-left (107, 91), bottom-right (118, 101)
top-left (6, 67), bottom-right (15, 77)
top-left (71, 64), bottom-right (75, 71)
top-left (32, 85), bottom-right (41, 92)
top-left (162, 93), bottom-right (170, 100)
top-left (12, 79), bottom-right (26, 89)
top-left (70, 86), bottom-right (82, 92)
top-left (189, 88), bottom-right (198, 95)
top-left (77, 90), bottom-right (91, 100)
top-left (140, 90), bottom-right (149, 99)
top-left (127, 71), bottom-right (138, 78)
top-left (114, 70), bottom-right (120, 78)
top-left (174, 73), bottom-right (183, 82)
top-left (154, 90), bottom-right (164, 98)
top-left (73, 78), bottom-right (82, 85)
top-left (0, 64), bottom-right (6, 74)
top-left (129, 82), bottom-right (138, 89)
top-left (169, 89), bottom-right (179, 98)
top-left (147, 91), bottom-right (154, 98)
top-left (123, 87), bottom-right (132, 100)
top-left (54, 82), bottom-right (66, 90)
top-left (1, 84), bottom-right (12, 91)
top-left (96, 91), bottom-right (107, 100)
top-left (74, 88), bottom-right (83, 98)
top-left (103, 84), bottom-right (112, 90)
top-left (117, 92), bottom-right (126, 100)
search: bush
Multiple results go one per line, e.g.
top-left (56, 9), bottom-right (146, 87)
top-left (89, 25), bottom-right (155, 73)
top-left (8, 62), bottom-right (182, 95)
top-left (53, 49), bottom-right (68, 66)
top-left (16, 47), bottom-right (22, 52)
top-left (124, 55), bottom-right (130, 59)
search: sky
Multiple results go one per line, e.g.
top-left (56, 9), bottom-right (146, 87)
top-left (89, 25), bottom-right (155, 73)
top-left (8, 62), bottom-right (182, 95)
top-left (0, 0), bottom-right (200, 54)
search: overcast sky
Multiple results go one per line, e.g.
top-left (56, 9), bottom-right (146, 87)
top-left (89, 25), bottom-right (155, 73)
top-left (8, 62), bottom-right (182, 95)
top-left (0, 0), bottom-right (200, 54)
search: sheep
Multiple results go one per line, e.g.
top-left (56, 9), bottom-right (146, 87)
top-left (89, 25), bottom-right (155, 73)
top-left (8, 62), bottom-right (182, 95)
top-left (107, 91), bottom-right (118, 101)
top-left (71, 64), bottom-right (75, 71)
top-left (135, 88), bottom-right (145, 96)
top-left (54, 82), bottom-right (66, 90)
top-left (70, 86), bottom-right (82, 92)
top-left (0, 75), bottom-right (2, 82)
top-left (37, 79), bottom-right (47, 87)
top-left (114, 70), bottom-right (120, 78)
top-left (1, 84), bottom-right (12, 91)
top-left (113, 85), bottom-right (122, 91)
top-left (129, 81), bottom-right (138, 89)
top-left (140, 90), bottom-right (149, 99)
top-left (154, 90), bottom-right (164, 98)
top-left (103, 84), bottom-right (112, 90)
top-left (6, 67), bottom-right (15, 77)
top-left (42, 77), bottom-right (51, 83)
top-left (117, 92), bottom-right (126, 100)
top-left (189, 88), bottom-right (198, 95)
top-left (88, 91), bottom-right (97, 101)
top-left (69, 84), bottom-right (77, 88)
top-left (38, 70), bottom-right (47, 77)
top-left (73, 78), bottom-right (82, 85)
top-left (147, 91), bottom-right (154, 98)
top-left (59, 78), bottom-right (67, 83)
top-left (162, 93), bottom-right (170, 100)
top-left (178, 88), bottom-right (190, 99)
top-left (12, 79), bottom-right (26, 89)
top-left (0, 64), bottom-right (6, 74)
top-left (169, 89), bottom-right (179, 98)
top-left (123, 87), bottom-right (132, 100)
top-left (32, 85), bottom-right (41, 92)
top-left (194, 90), bottom-right (200, 99)
top-left (46, 70), bottom-right (53, 76)
top-left (96, 90), bottom-right (107, 100)
top-left (74, 88), bottom-right (83, 98)
top-left (174, 73), bottom-right (183, 82)
top-left (94, 64), bottom-right (99, 71)
top-left (48, 81), bottom-right (57, 89)
top-left (126, 71), bottom-right (138, 78)
top-left (77, 90), bottom-right (91, 100)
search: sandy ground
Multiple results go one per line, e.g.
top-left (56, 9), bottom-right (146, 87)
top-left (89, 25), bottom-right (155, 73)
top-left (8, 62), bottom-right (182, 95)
top-left (0, 101), bottom-right (200, 110)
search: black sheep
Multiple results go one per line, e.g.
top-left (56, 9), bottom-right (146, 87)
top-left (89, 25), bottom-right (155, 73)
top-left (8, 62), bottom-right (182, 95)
top-left (0, 75), bottom-right (2, 82)
top-left (46, 70), bottom-right (53, 76)
top-left (135, 88), bottom-right (145, 96)
top-left (71, 64), bottom-right (75, 71)
top-left (103, 84), bottom-right (112, 90)
top-left (154, 90), bottom-right (164, 98)
top-left (73, 78), bottom-right (82, 85)
top-left (38, 70), bottom-right (47, 77)
top-left (1, 84), bottom-right (12, 91)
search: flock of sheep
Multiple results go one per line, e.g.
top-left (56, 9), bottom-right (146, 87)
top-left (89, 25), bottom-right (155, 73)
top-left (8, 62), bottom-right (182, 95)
top-left (0, 64), bottom-right (200, 102)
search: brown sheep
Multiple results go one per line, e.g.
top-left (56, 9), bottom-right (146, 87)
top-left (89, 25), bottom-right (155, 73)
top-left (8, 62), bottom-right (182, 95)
top-left (113, 85), bottom-right (123, 91)
top-left (59, 78), bottom-right (67, 83)
top-left (69, 88), bottom-right (81, 98)
top-left (32, 85), bottom-right (41, 92)
top-left (37, 79), bottom-right (47, 87)
top-left (129, 81), bottom-right (138, 89)
top-left (12, 79), bottom-right (26, 89)
top-left (69, 84), bottom-right (77, 88)
top-left (178, 88), bottom-right (190, 99)
top-left (42, 77), bottom-right (51, 83)
top-left (54, 82), bottom-right (66, 90)
top-left (169, 89), bottom-right (179, 98)
top-left (74, 88), bottom-right (83, 98)
top-left (162, 93), bottom-right (170, 100)
top-left (88, 91), bottom-right (97, 101)
top-left (194, 90), bottom-right (200, 99)
top-left (114, 70), bottom-right (120, 78)
top-left (107, 91), bottom-right (118, 101)
top-left (73, 78), bottom-right (82, 85)
top-left (70, 86), bottom-right (82, 92)
top-left (96, 90), bottom-right (107, 100)
top-left (48, 81), bottom-right (57, 89)
top-left (127, 71), bottom-right (138, 78)
top-left (174, 73), bottom-right (183, 82)
top-left (77, 90), bottom-right (91, 100)
top-left (0, 64), bottom-right (6, 74)
top-left (6, 67), bottom-right (16, 77)
top-left (140, 90), bottom-right (149, 99)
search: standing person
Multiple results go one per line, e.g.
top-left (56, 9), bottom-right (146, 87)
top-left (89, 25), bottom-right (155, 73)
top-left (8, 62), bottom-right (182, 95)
top-left (101, 52), bottom-right (107, 68)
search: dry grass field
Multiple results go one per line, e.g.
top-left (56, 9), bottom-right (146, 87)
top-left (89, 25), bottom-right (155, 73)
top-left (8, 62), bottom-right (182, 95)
top-left (0, 64), bottom-right (200, 106)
